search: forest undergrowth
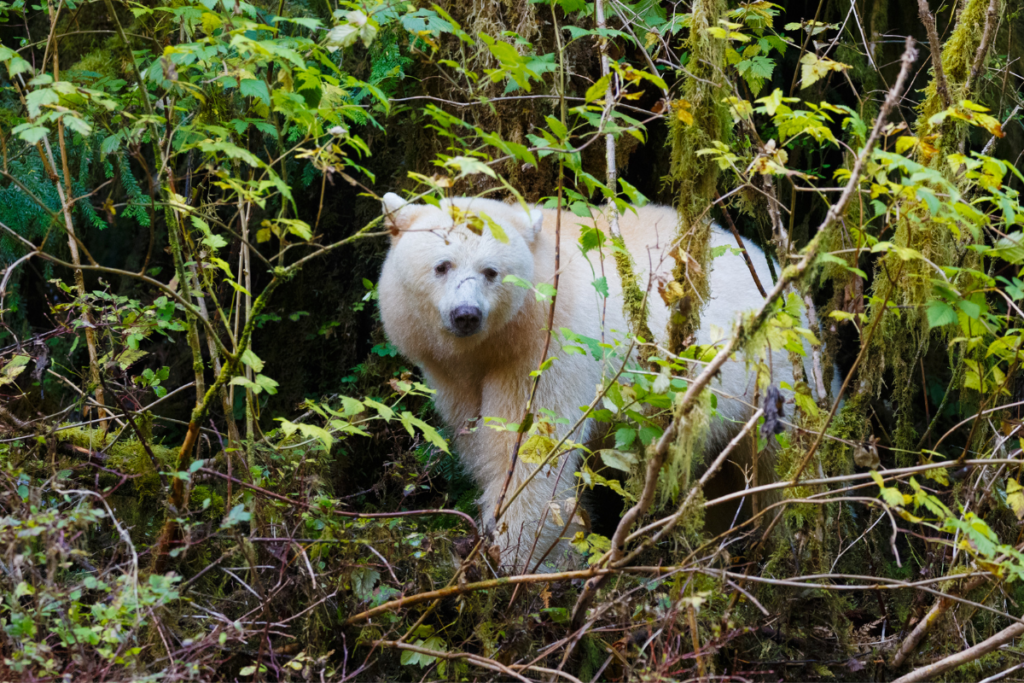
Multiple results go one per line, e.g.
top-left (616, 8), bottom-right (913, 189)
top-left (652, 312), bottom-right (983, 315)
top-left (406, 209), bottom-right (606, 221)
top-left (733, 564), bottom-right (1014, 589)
top-left (1, 0), bottom-right (1024, 680)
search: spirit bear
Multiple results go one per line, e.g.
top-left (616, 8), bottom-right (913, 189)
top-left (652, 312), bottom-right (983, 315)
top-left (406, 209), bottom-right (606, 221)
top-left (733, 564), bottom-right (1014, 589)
top-left (378, 193), bottom-right (803, 572)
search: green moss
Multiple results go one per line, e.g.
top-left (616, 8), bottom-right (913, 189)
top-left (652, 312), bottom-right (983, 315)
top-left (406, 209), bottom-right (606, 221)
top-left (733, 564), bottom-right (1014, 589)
top-left (820, 392), bottom-right (870, 474)
top-left (55, 425), bottom-right (177, 499)
top-left (189, 485), bottom-right (225, 520)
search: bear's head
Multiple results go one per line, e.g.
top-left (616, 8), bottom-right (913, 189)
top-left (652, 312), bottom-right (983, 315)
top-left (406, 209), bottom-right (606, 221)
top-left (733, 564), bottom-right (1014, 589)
top-left (379, 193), bottom-right (544, 351)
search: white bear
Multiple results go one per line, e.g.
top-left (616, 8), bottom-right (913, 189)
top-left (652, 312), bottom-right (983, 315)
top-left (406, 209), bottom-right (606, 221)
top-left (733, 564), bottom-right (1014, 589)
top-left (377, 193), bottom-right (804, 572)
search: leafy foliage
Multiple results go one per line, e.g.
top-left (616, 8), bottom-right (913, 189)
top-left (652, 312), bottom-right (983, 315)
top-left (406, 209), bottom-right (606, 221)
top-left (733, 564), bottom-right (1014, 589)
top-left (1, 0), bottom-right (1023, 680)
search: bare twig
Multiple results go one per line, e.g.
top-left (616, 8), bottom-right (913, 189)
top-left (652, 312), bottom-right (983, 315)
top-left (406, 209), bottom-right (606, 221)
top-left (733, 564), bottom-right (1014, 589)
top-left (965, 0), bottom-right (1001, 96)
top-left (715, 192), bottom-right (767, 297)
top-left (917, 0), bottom-right (951, 109)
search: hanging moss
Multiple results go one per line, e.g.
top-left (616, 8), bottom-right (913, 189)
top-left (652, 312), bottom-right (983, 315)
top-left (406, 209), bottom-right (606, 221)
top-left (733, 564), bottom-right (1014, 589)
top-left (660, 388), bottom-right (713, 508)
top-left (611, 237), bottom-right (655, 354)
top-left (915, 0), bottom-right (994, 158)
top-left (666, 0), bottom-right (730, 351)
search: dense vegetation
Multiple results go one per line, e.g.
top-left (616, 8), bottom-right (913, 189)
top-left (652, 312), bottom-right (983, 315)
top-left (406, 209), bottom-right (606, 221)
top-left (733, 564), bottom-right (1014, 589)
top-left (1, 0), bottom-right (1023, 680)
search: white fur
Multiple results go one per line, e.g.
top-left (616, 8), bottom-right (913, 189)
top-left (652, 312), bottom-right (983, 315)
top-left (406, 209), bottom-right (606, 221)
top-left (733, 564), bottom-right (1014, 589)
top-left (378, 195), bottom-right (807, 571)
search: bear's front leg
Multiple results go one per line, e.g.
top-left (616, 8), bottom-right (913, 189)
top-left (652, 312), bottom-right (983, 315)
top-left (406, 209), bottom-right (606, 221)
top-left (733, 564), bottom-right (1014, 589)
top-left (468, 424), bottom-right (583, 573)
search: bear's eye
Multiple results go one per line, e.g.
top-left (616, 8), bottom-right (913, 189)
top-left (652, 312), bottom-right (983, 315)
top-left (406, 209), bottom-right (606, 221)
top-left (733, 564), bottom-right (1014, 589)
top-left (434, 261), bottom-right (452, 277)
top-left (482, 267), bottom-right (499, 281)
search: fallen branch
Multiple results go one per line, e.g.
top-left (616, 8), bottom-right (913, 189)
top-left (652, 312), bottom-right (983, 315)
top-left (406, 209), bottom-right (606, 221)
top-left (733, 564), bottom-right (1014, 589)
top-left (892, 574), bottom-right (988, 668)
top-left (892, 620), bottom-right (1024, 683)
top-left (347, 568), bottom-right (619, 626)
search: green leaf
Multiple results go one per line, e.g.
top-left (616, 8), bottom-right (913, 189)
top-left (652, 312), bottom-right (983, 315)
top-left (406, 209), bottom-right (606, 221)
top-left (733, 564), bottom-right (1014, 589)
top-left (956, 299), bottom-right (981, 320)
top-left (239, 78), bottom-right (270, 105)
top-left (254, 374), bottom-right (278, 394)
top-left (926, 301), bottom-right (957, 329)
top-left (12, 123), bottom-right (49, 145)
top-left (0, 46), bottom-right (33, 77)
top-left (592, 276), bottom-right (608, 298)
top-left (598, 448), bottom-right (637, 472)
top-left (744, 55), bottom-right (775, 80)
top-left (350, 566), bottom-right (380, 600)
top-left (229, 373), bottom-right (278, 395)
top-left (25, 88), bottom-right (59, 118)
top-left (638, 425), bottom-right (662, 446)
top-left (399, 411), bottom-right (449, 452)
top-left (364, 398), bottom-right (394, 421)
top-left (991, 233), bottom-right (1024, 264)
top-left (536, 282), bottom-right (557, 303)
top-left (618, 178), bottom-right (647, 205)
top-left (544, 115), bottom-right (568, 141)
top-left (237, 349), bottom-right (263, 373)
top-left (279, 418), bottom-right (335, 450)
top-left (401, 8), bottom-right (454, 34)
top-left (197, 140), bottom-right (265, 168)
top-left (614, 427), bottom-right (636, 450)
top-left (340, 396), bottom-right (364, 416)
top-left (443, 156), bottom-right (496, 179)
top-left (223, 503), bottom-right (252, 528)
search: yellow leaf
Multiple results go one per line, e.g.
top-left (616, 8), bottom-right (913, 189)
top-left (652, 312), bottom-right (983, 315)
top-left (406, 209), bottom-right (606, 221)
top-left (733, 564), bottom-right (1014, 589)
top-left (1007, 479), bottom-right (1024, 520)
top-left (200, 11), bottom-right (223, 35)
top-left (799, 53), bottom-right (850, 89)
top-left (896, 508), bottom-right (924, 523)
top-left (519, 434), bottom-right (559, 465)
top-left (673, 99), bottom-right (694, 126)
top-left (0, 355), bottom-right (31, 387)
top-left (895, 136), bottom-right (918, 155)
top-left (416, 30), bottom-right (439, 50)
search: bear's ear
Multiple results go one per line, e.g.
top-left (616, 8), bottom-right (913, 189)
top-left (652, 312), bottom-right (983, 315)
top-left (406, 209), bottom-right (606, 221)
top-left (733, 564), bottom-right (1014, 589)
top-left (382, 192), bottom-right (412, 241)
top-left (519, 208), bottom-right (544, 245)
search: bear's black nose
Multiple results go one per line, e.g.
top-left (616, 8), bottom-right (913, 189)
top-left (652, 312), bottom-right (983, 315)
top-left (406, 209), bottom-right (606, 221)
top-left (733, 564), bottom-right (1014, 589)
top-left (451, 305), bottom-right (482, 336)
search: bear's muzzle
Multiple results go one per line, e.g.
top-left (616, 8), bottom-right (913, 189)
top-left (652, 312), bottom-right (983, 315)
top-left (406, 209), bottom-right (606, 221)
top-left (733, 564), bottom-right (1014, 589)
top-left (450, 305), bottom-right (483, 336)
